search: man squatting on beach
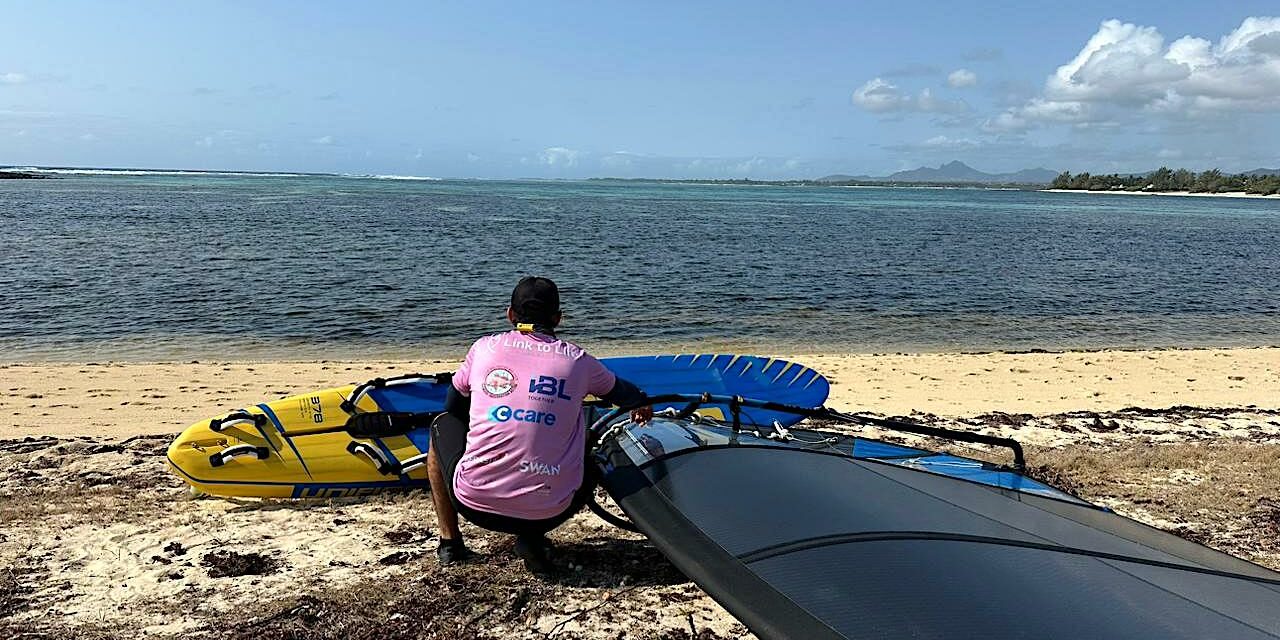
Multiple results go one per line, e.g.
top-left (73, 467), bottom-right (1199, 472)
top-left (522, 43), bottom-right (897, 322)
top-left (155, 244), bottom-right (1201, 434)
top-left (426, 277), bottom-right (652, 573)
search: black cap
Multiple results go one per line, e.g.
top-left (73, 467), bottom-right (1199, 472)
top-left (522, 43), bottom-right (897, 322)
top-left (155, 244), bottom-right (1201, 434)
top-left (510, 276), bottom-right (560, 326)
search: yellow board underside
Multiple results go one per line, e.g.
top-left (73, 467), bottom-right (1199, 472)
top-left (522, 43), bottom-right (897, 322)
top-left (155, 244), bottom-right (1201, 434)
top-left (167, 385), bottom-right (431, 498)
top-left (170, 386), bottom-right (726, 498)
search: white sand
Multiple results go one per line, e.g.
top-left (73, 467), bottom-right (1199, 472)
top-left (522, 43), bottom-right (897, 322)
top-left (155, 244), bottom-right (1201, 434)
top-left (3, 348), bottom-right (1278, 439)
top-left (1042, 188), bottom-right (1280, 199)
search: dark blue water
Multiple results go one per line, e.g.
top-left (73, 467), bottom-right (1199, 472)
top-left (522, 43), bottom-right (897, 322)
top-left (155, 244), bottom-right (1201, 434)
top-left (3, 174), bottom-right (1279, 361)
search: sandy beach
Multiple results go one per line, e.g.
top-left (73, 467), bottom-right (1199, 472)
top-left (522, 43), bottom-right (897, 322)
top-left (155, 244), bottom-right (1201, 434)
top-left (3, 347), bottom-right (1280, 638)
top-left (1042, 188), bottom-right (1280, 199)
top-left (3, 348), bottom-right (1278, 440)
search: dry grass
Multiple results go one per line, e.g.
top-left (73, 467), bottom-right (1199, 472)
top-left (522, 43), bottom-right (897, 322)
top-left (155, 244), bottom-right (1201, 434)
top-left (0, 434), bottom-right (182, 526)
top-left (211, 535), bottom-right (718, 640)
top-left (2, 422), bottom-right (1278, 639)
top-left (1029, 441), bottom-right (1280, 564)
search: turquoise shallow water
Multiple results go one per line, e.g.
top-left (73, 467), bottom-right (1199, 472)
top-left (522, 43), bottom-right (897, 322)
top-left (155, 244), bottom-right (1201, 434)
top-left (2, 174), bottom-right (1279, 361)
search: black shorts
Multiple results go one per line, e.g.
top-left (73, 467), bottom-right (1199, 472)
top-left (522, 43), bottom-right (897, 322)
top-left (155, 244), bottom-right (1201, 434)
top-left (430, 412), bottom-right (590, 537)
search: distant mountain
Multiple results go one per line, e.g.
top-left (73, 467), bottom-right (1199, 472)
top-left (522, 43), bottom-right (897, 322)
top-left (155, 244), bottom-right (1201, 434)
top-left (883, 161), bottom-right (1058, 184)
top-left (884, 161), bottom-right (992, 182)
top-left (816, 161), bottom-right (1059, 185)
top-left (999, 167), bottom-right (1061, 184)
top-left (1240, 167), bottom-right (1280, 177)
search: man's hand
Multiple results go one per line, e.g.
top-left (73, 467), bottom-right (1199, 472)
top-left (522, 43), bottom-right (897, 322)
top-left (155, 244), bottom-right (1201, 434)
top-left (630, 405), bottom-right (654, 425)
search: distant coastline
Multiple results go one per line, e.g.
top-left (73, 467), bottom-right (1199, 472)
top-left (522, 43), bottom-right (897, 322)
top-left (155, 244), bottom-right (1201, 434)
top-left (9, 162), bottom-right (1280, 198)
top-left (1042, 188), bottom-right (1279, 200)
top-left (0, 169), bottom-right (49, 179)
top-left (590, 177), bottom-right (1045, 189)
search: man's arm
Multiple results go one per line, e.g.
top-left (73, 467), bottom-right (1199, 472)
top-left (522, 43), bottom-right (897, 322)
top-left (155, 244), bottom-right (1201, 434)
top-left (601, 377), bottom-right (652, 423)
top-left (600, 377), bottom-right (645, 407)
top-left (582, 354), bottom-right (651, 423)
top-left (443, 385), bottom-right (471, 424)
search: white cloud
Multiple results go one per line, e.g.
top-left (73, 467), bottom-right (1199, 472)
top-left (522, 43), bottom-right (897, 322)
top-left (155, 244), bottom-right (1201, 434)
top-left (981, 111), bottom-right (1029, 133)
top-left (601, 152), bottom-right (636, 168)
top-left (538, 146), bottom-right (580, 167)
top-left (0, 72), bottom-right (27, 84)
top-left (852, 78), bottom-right (967, 114)
top-left (947, 69), bottom-right (978, 88)
top-left (733, 157), bottom-right (767, 173)
top-left (995, 17), bottom-right (1280, 130)
top-left (310, 135), bottom-right (333, 145)
top-left (80, 133), bottom-right (96, 142)
top-left (924, 135), bottom-right (979, 149)
top-left (1021, 98), bottom-right (1091, 122)
top-left (195, 136), bottom-right (214, 148)
top-left (885, 135), bottom-right (982, 152)
top-left (852, 78), bottom-right (909, 112)
top-left (916, 88), bottom-right (966, 113)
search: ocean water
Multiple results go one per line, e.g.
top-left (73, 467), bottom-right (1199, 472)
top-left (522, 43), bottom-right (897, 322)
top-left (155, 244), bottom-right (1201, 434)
top-left (2, 173), bottom-right (1279, 361)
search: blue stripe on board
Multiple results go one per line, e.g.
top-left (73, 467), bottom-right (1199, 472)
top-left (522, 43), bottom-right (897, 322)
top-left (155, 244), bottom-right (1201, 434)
top-left (251, 421), bottom-right (280, 455)
top-left (258, 403), bottom-right (313, 479)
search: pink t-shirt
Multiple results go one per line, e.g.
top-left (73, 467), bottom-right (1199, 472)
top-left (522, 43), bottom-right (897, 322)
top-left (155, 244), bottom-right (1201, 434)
top-left (451, 330), bottom-right (617, 520)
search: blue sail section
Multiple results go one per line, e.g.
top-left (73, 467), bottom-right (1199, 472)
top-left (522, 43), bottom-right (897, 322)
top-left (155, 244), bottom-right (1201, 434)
top-left (363, 355), bottom-right (832, 454)
top-left (850, 439), bottom-right (927, 459)
top-left (366, 355), bottom-right (830, 419)
top-left (603, 355), bottom-right (830, 426)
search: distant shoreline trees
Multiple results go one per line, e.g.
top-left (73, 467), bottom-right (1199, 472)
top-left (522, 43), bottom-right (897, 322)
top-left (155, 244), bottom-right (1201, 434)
top-left (1049, 168), bottom-right (1280, 195)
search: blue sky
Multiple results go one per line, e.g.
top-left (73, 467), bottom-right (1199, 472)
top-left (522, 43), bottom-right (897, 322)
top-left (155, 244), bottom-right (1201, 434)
top-left (2, 1), bottom-right (1279, 178)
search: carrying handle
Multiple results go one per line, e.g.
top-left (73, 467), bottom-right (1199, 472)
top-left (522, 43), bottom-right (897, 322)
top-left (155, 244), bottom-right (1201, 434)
top-left (396, 452), bottom-right (431, 475)
top-left (209, 444), bottom-right (270, 467)
top-left (344, 445), bottom-right (430, 476)
top-left (346, 441), bottom-right (397, 475)
top-left (209, 409), bottom-right (267, 432)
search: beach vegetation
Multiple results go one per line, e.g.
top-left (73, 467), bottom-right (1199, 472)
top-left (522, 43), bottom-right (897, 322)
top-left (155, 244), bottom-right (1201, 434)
top-left (1051, 167), bottom-right (1280, 195)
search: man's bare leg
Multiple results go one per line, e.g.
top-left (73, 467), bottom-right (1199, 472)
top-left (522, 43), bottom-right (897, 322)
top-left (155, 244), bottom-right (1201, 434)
top-left (427, 447), bottom-right (462, 541)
